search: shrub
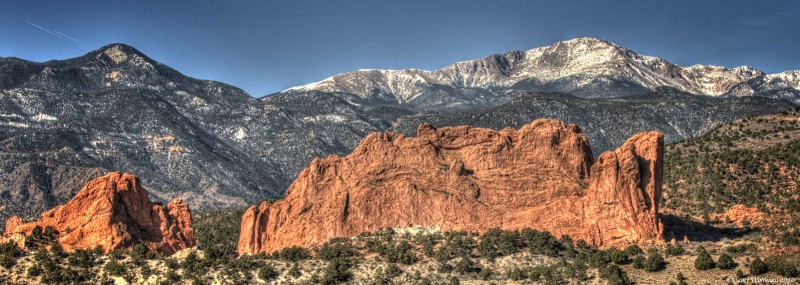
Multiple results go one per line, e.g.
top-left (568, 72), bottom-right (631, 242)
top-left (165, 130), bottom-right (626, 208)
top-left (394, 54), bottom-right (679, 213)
top-left (384, 263), bottom-right (402, 278)
top-left (600, 264), bottom-right (630, 285)
top-left (103, 259), bottom-right (125, 276)
top-left (317, 240), bottom-right (358, 261)
top-left (31, 225), bottom-right (43, 239)
top-left (624, 244), bottom-right (643, 256)
top-left (68, 249), bottom-right (95, 268)
top-left (694, 250), bottom-right (715, 270)
top-left (43, 226), bottom-right (58, 240)
top-left (27, 264), bottom-right (43, 277)
top-left (736, 268), bottom-right (746, 278)
top-left (675, 272), bottom-right (688, 285)
top-left (609, 248), bottom-right (628, 264)
top-left (454, 257), bottom-right (480, 275)
top-left (165, 269), bottom-right (181, 284)
top-left (288, 262), bottom-right (301, 278)
top-left (665, 244), bottom-right (686, 256)
top-left (258, 263), bottom-right (279, 281)
top-left (279, 246), bottom-right (311, 262)
top-left (437, 260), bottom-right (453, 273)
top-left (750, 257), bottom-right (768, 275)
top-left (632, 255), bottom-right (645, 269)
top-left (321, 257), bottom-right (352, 285)
top-left (521, 228), bottom-right (562, 256)
top-left (384, 240), bottom-right (418, 264)
top-left (182, 250), bottom-right (204, 275)
top-left (644, 250), bottom-right (665, 272)
top-left (508, 267), bottom-right (526, 280)
top-left (0, 254), bottom-right (13, 269)
top-left (765, 256), bottom-right (798, 277)
top-left (130, 244), bottom-right (149, 260)
top-left (717, 253), bottom-right (736, 270)
top-left (49, 242), bottom-right (65, 257)
top-left (588, 250), bottom-right (610, 268)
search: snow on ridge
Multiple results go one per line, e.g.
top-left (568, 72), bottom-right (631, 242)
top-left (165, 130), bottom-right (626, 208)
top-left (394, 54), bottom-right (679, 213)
top-left (280, 37), bottom-right (798, 98)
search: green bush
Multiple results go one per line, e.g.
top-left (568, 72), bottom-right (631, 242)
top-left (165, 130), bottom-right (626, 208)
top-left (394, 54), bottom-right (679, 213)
top-left (694, 250), bottom-right (716, 270)
top-left (27, 264), bottom-right (43, 277)
top-left (521, 228), bottom-right (563, 257)
top-left (384, 263), bottom-right (402, 278)
top-left (258, 263), bottom-right (280, 281)
top-left (317, 240), bottom-right (358, 261)
top-left (624, 244), bottom-right (643, 257)
top-left (600, 264), bottom-right (631, 285)
top-left (765, 256), bottom-right (798, 277)
top-left (0, 254), bottom-right (13, 269)
top-left (717, 253), bottom-right (736, 270)
top-left (632, 255), bottom-right (645, 269)
top-left (454, 257), bottom-right (480, 275)
top-left (49, 242), bottom-right (64, 257)
top-left (43, 226), bottom-right (58, 240)
top-left (182, 250), bottom-right (205, 275)
top-left (68, 249), bottom-right (95, 268)
top-left (31, 225), bottom-right (43, 239)
top-left (103, 258), bottom-right (125, 276)
top-left (130, 244), bottom-right (149, 260)
top-left (665, 244), bottom-right (686, 256)
top-left (383, 240), bottom-right (418, 264)
top-left (609, 248), bottom-right (629, 264)
top-left (644, 249), bottom-right (665, 272)
top-left (321, 257), bottom-right (352, 285)
top-left (165, 269), bottom-right (181, 284)
top-left (588, 250), bottom-right (610, 268)
top-left (508, 267), bottom-right (526, 280)
top-left (278, 246), bottom-right (311, 262)
top-left (750, 257), bottom-right (768, 275)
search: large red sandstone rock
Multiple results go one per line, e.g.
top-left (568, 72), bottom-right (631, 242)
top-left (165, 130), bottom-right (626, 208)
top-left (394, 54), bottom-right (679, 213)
top-left (238, 119), bottom-right (664, 254)
top-left (2, 172), bottom-right (195, 255)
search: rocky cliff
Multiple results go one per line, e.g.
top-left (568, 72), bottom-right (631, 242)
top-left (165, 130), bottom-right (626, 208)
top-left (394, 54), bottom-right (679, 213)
top-left (2, 172), bottom-right (195, 255)
top-left (238, 119), bottom-right (664, 254)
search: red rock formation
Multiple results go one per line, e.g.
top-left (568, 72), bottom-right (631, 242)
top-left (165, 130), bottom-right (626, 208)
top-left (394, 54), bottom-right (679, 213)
top-left (711, 204), bottom-right (767, 228)
top-left (238, 119), bottom-right (664, 254)
top-left (2, 172), bottom-right (194, 255)
top-left (4, 216), bottom-right (22, 235)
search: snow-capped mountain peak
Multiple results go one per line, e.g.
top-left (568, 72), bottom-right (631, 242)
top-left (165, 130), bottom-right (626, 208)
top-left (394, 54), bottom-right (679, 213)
top-left (281, 37), bottom-right (799, 109)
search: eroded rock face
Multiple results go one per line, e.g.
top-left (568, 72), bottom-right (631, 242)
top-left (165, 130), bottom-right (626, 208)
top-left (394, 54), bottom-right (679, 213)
top-left (2, 172), bottom-right (195, 255)
top-left (238, 119), bottom-right (664, 254)
top-left (711, 204), bottom-right (767, 228)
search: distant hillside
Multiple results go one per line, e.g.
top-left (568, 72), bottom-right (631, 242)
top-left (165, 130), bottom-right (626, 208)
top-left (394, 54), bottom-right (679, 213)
top-left (662, 109), bottom-right (800, 246)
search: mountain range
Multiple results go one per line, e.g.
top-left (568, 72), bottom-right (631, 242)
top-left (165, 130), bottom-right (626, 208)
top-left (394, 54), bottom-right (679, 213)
top-left (0, 37), bottom-right (797, 230)
top-left (283, 37), bottom-right (800, 109)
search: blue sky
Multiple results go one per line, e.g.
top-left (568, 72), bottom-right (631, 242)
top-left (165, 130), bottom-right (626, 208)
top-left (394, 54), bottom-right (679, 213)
top-left (1, 0), bottom-right (798, 96)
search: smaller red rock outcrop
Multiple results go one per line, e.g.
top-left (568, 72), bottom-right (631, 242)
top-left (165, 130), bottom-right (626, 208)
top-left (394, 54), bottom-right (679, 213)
top-left (2, 172), bottom-right (194, 255)
top-left (711, 204), bottom-right (767, 228)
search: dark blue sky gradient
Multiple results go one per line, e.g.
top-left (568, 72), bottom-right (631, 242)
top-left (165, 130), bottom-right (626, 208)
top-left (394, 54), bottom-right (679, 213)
top-left (2, 0), bottom-right (798, 96)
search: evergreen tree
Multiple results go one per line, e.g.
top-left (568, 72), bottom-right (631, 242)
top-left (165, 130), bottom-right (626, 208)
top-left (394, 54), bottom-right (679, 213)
top-left (694, 250), bottom-right (715, 270)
